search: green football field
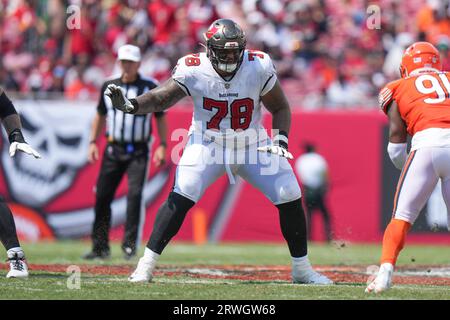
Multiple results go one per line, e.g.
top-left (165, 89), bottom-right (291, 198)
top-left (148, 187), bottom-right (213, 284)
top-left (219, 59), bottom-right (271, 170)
top-left (0, 241), bottom-right (448, 300)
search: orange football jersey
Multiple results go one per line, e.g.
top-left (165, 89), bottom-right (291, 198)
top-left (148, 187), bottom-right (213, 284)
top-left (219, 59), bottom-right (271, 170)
top-left (380, 72), bottom-right (450, 136)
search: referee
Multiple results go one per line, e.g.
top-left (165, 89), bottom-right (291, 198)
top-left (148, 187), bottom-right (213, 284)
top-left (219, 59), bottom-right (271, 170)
top-left (295, 143), bottom-right (333, 242)
top-left (84, 44), bottom-right (168, 260)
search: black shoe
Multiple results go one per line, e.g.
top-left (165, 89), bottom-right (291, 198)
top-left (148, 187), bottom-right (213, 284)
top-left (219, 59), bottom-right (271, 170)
top-left (122, 246), bottom-right (136, 260)
top-left (82, 250), bottom-right (110, 260)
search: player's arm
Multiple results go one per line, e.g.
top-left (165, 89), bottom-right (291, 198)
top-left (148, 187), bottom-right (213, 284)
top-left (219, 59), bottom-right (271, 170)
top-left (0, 88), bottom-right (41, 158)
top-left (258, 80), bottom-right (293, 159)
top-left (262, 80), bottom-right (291, 135)
top-left (386, 100), bottom-right (408, 170)
top-left (105, 78), bottom-right (187, 115)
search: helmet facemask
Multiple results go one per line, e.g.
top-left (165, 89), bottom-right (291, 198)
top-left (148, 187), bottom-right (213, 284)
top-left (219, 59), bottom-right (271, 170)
top-left (208, 44), bottom-right (245, 74)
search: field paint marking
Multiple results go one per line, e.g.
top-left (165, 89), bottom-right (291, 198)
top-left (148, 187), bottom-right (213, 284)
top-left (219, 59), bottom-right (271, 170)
top-left (185, 268), bottom-right (229, 276)
top-left (155, 278), bottom-right (236, 285)
top-left (2, 264), bottom-right (449, 288)
top-left (389, 284), bottom-right (450, 291)
top-left (15, 288), bottom-right (46, 292)
top-left (396, 268), bottom-right (450, 277)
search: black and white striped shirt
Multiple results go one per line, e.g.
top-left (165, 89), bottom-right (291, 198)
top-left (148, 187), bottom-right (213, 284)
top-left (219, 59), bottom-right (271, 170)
top-left (97, 74), bottom-right (164, 143)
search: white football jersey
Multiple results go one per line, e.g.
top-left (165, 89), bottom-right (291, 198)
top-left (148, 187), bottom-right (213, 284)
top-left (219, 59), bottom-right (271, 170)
top-left (172, 50), bottom-right (277, 144)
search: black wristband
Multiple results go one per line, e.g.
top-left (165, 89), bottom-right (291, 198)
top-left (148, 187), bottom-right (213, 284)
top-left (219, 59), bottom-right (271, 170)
top-left (274, 130), bottom-right (289, 149)
top-left (277, 140), bottom-right (288, 149)
top-left (8, 128), bottom-right (26, 144)
top-left (160, 141), bottom-right (167, 147)
top-left (279, 130), bottom-right (288, 139)
top-left (129, 98), bottom-right (139, 114)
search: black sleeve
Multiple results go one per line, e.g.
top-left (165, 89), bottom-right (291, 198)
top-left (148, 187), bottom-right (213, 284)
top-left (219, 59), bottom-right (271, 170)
top-left (0, 91), bottom-right (18, 119)
top-left (96, 82), bottom-right (108, 115)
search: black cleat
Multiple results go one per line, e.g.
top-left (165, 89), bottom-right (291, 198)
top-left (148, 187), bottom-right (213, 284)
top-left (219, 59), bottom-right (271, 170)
top-left (82, 250), bottom-right (110, 260)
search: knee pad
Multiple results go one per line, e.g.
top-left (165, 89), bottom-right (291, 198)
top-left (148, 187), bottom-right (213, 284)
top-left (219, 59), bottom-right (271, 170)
top-left (174, 172), bottom-right (203, 202)
top-left (276, 175), bottom-right (302, 203)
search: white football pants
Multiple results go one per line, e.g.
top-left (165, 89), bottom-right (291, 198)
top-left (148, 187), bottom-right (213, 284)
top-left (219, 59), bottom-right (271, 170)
top-left (173, 133), bottom-right (301, 204)
top-left (393, 147), bottom-right (450, 226)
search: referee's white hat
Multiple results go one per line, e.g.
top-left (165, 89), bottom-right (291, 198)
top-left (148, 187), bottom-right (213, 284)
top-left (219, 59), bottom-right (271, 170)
top-left (118, 44), bottom-right (141, 62)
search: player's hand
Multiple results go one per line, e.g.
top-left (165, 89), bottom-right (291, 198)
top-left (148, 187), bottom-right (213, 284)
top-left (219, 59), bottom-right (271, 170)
top-left (104, 84), bottom-right (135, 113)
top-left (257, 145), bottom-right (293, 160)
top-left (9, 142), bottom-right (41, 159)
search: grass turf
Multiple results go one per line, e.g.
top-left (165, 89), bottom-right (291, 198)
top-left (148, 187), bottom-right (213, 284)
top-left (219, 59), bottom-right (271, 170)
top-left (0, 241), bottom-right (448, 300)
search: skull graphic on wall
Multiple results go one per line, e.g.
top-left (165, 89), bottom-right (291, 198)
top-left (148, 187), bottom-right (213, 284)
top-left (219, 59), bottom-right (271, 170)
top-left (1, 100), bottom-right (95, 207)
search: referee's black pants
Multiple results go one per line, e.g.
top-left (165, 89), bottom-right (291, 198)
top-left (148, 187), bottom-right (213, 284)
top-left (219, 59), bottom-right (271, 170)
top-left (303, 186), bottom-right (333, 242)
top-left (92, 142), bottom-right (149, 254)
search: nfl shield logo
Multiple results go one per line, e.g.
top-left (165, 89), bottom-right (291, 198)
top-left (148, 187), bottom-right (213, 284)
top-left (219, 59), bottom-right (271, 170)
top-left (224, 83), bottom-right (230, 89)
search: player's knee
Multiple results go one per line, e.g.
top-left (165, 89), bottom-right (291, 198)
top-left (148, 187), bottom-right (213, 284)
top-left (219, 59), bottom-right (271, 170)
top-left (393, 211), bottom-right (417, 224)
top-left (278, 181), bottom-right (301, 203)
top-left (175, 177), bottom-right (203, 202)
top-left (167, 191), bottom-right (196, 211)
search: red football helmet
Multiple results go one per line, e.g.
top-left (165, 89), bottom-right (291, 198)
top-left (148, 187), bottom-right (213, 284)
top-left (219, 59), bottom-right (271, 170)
top-left (400, 42), bottom-right (442, 78)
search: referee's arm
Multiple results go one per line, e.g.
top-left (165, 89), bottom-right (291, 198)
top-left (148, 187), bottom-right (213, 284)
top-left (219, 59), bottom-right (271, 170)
top-left (88, 83), bottom-right (108, 163)
top-left (153, 112), bottom-right (168, 167)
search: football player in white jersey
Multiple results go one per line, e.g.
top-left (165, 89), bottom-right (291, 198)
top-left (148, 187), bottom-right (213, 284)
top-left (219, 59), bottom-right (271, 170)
top-left (106, 19), bottom-right (333, 285)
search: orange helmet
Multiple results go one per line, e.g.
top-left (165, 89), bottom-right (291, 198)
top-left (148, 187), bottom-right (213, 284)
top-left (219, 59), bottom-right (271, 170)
top-left (399, 42), bottom-right (442, 78)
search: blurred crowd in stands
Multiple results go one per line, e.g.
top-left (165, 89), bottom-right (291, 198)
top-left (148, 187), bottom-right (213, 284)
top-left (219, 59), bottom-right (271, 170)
top-left (1, 0), bottom-right (450, 109)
